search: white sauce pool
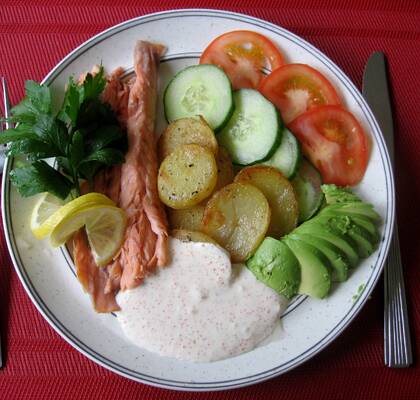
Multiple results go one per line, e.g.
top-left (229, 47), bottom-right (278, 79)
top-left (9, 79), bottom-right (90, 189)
top-left (116, 238), bottom-right (287, 362)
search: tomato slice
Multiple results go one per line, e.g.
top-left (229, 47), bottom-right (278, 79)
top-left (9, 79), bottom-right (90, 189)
top-left (259, 64), bottom-right (341, 124)
top-left (288, 105), bottom-right (369, 186)
top-left (200, 30), bottom-right (285, 90)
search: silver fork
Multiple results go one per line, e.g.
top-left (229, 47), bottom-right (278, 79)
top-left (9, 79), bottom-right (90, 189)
top-left (1, 77), bottom-right (11, 173)
top-left (0, 76), bottom-right (13, 368)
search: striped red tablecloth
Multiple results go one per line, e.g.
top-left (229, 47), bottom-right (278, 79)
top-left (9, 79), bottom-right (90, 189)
top-left (0, 1), bottom-right (419, 398)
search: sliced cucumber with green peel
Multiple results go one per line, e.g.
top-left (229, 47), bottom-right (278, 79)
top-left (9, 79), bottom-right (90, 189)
top-left (292, 159), bottom-right (324, 223)
top-left (163, 65), bottom-right (233, 131)
top-left (261, 128), bottom-right (300, 178)
top-left (218, 89), bottom-right (282, 165)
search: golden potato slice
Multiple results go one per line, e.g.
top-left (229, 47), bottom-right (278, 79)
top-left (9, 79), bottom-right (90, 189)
top-left (158, 116), bottom-right (218, 160)
top-left (201, 183), bottom-right (270, 262)
top-left (158, 144), bottom-right (218, 209)
top-left (234, 166), bottom-right (298, 238)
top-left (214, 146), bottom-right (234, 191)
top-left (172, 229), bottom-right (218, 245)
top-left (167, 204), bottom-right (205, 231)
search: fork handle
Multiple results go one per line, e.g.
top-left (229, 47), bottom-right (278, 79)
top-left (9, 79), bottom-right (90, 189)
top-left (384, 218), bottom-right (413, 367)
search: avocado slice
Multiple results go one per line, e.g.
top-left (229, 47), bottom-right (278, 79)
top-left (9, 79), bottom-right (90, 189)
top-left (321, 184), bottom-right (362, 204)
top-left (283, 237), bottom-right (331, 299)
top-left (246, 237), bottom-right (300, 299)
top-left (313, 214), bottom-right (376, 258)
top-left (346, 225), bottom-right (375, 258)
top-left (318, 208), bottom-right (380, 245)
top-left (295, 220), bottom-right (359, 268)
top-left (348, 215), bottom-right (380, 244)
top-left (290, 233), bottom-right (349, 282)
top-left (319, 202), bottom-right (381, 223)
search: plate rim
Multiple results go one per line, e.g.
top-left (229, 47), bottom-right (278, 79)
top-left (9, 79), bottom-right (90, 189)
top-left (1, 8), bottom-right (395, 391)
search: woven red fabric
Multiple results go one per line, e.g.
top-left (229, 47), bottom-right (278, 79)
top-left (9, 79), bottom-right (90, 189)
top-left (1, 1), bottom-right (419, 399)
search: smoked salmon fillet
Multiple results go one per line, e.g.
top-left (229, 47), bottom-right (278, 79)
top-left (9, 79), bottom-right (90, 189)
top-left (73, 41), bottom-right (168, 312)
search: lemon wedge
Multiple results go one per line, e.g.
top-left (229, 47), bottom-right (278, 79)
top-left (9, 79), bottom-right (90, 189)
top-left (31, 192), bottom-right (114, 240)
top-left (50, 205), bottom-right (127, 266)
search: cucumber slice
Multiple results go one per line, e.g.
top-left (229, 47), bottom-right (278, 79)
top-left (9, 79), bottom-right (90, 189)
top-left (163, 65), bottom-right (233, 131)
top-left (292, 159), bottom-right (324, 223)
top-left (261, 128), bottom-right (301, 178)
top-left (218, 89), bottom-right (282, 165)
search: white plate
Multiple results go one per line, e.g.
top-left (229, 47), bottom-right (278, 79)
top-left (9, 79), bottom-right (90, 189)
top-left (1, 9), bottom-right (394, 391)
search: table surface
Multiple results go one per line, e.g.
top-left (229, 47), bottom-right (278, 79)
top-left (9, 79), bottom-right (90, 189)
top-left (1, 1), bottom-right (419, 399)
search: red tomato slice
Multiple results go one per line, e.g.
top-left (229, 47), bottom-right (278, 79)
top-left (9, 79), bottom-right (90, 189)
top-left (259, 64), bottom-right (341, 124)
top-left (288, 105), bottom-right (369, 186)
top-left (200, 30), bottom-right (285, 90)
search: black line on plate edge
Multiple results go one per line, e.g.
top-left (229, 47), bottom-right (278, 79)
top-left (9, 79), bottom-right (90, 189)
top-left (2, 9), bottom-right (394, 390)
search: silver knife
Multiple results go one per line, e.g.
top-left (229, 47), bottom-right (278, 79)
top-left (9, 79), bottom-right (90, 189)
top-left (362, 52), bottom-right (412, 367)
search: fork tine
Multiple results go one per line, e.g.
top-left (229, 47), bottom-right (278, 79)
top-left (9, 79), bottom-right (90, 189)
top-left (1, 77), bottom-right (12, 129)
top-left (1, 76), bottom-right (9, 173)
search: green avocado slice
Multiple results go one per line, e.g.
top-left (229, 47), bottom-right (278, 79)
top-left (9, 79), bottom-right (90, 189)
top-left (246, 237), bottom-right (300, 299)
top-left (313, 214), bottom-right (375, 258)
top-left (283, 237), bottom-right (331, 299)
top-left (349, 215), bottom-right (380, 244)
top-left (317, 208), bottom-right (380, 245)
top-left (295, 220), bottom-right (359, 268)
top-left (346, 226), bottom-right (375, 258)
top-left (319, 202), bottom-right (381, 223)
top-left (321, 184), bottom-right (362, 204)
top-left (290, 233), bottom-right (349, 282)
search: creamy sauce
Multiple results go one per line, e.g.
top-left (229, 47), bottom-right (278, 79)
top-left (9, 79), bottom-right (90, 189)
top-left (116, 238), bottom-right (287, 362)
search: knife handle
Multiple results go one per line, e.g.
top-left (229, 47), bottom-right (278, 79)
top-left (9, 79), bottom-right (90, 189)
top-left (384, 219), bottom-right (413, 367)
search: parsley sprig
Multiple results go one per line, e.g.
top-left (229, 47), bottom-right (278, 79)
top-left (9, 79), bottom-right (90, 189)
top-left (1, 67), bottom-right (126, 199)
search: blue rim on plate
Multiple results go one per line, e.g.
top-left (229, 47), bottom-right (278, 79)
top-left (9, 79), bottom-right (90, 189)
top-left (1, 9), bottom-right (394, 391)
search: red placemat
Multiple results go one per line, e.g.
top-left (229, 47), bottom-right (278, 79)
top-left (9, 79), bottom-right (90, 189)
top-left (1, 1), bottom-right (419, 399)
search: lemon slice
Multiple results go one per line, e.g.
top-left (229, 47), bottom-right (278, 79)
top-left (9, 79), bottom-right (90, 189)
top-left (30, 193), bottom-right (66, 236)
top-left (50, 205), bottom-right (127, 266)
top-left (31, 192), bottom-right (115, 240)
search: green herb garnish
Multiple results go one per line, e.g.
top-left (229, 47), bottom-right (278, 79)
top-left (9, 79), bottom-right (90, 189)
top-left (1, 66), bottom-right (127, 199)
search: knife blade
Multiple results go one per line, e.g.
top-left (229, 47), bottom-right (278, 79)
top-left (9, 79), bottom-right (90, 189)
top-left (362, 52), bottom-right (395, 163)
top-left (362, 52), bottom-right (412, 367)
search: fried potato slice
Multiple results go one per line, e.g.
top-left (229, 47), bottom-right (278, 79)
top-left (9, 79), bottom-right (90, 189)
top-left (172, 229), bottom-right (218, 245)
top-left (201, 182), bottom-right (270, 262)
top-left (167, 204), bottom-right (206, 231)
top-left (214, 146), bottom-right (234, 192)
top-left (158, 116), bottom-right (218, 160)
top-left (234, 165), bottom-right (298, 238)
top-left (158, 144), bottom-right (217, 209)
